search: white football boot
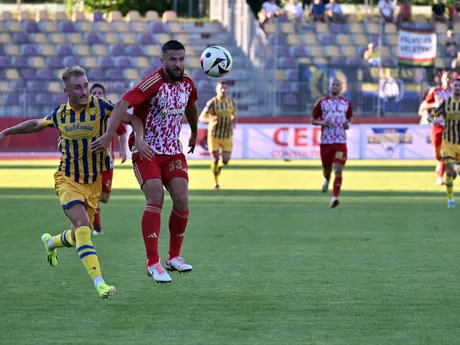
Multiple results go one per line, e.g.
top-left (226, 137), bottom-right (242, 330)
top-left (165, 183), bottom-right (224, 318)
top-left (146, 261), bottom-right (172, 283)
top-left (166, 256), bottom-right (193, 273)
top-left (322, 179), bottom-right (330, 193)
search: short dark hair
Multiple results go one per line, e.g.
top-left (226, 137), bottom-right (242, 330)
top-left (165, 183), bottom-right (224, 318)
top-left (161, 40), bottom-right (185, 53)
top-left (217, 81), bottom-right (227, 87)
top-left (90, 83), bottom-right (106, 96)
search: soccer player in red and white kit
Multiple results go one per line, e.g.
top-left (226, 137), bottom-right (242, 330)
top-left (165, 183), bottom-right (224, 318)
top-left (90, 83), bottom-right (128, 236)
top-left (312, 78), bottom-right (352, 208)
top-left (420, 71), bottom-right (453, 186)
top-left (91, 40), bottom-right (198, 283)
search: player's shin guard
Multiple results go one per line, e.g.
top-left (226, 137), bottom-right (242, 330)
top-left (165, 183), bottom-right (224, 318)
top-left (445, 175), bottom-right (454, 200)
top-left (142, 204), bottom-right (162, 266)
top-left (333, 176), bottom-right (343, 197)
top-left (75, 226), bottom-right (102, 280)
top-left (51, 229), bottom-right (75, 248)
top-left (93, 206), bottom-right (101, 231)
top-left (169, 208), bottom-right (189, 258)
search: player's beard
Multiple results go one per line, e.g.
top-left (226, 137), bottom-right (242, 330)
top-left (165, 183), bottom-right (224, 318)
top-left (331, 91), bottom-right (339, 97)
top-left (166, 66), bottom-right (184, 81)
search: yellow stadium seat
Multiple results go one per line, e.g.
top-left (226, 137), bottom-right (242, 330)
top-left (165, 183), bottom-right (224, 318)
top-left (55, 11), bottom-right (69, 21)
top-left (384, 23), bottom-right (397, 34)
top-left (6, 45), bottom-right (20, 56)
top-left (31, 57), bottom-right (46, 68)
top-left (380, 46), bottom-right (391, 58)
top-left (276, 70), bottom-right (286, 81)
top-left (126, 10), bottom-right (142, 21)
top-left (342, 46), bottom-right (357, 57)
top-left (281, 23), bottom-right (295, 34)
top-left (302, 34), bottom-right (318, 45)
top-left (187, 57), bottom-right (201, 69)
top-left (105, 33), bottom-right (119, 45)
top-left (439, 34), bottom-right (447, 46)
top-left (174, 34), bottom-right (189, 44)
top-left (17, 11), bottom-right (33, 20)
top-left (366, 22), bottom-right (379, 34)
top-left (112, 21), bottom-right (129, 32)
top-left (145, 45), bottom-right (161, 56)
top-left (0, 33), bottom-right (11, 44)
top-left (6, 69), bottom-right (19, 80)
top-left (264, 23), bottom-right (276, 35)
top-left (71, 11), bottom-right (86, 21)
top-left (121, 33), bottom-right (137, 45)
top-left (92, 45), bottom-right (108, 56)
top-left (135, 57), bottom-right (150, 68)
top-left (324, 46), bottom-right (339, 57)
top-left (0, 12), bottom-right (13, 20)
top-left (435, 57), bottom-right (444, 68)
top-left (353, 34), bottom-right (368, 46)
top-left (287, 34), bottom-right (301, 45)
top-left (32, 33), bottom-right (48, 44)
top-left (96, 21), bottom-right (111, 32)
top-left (167, 22), bottom-right (182, 34)
top-left (0, 81), bottom-right (12, 92)
top-left (393, 46), bottom-right (399, 56)
top-left (309, 45), bottom-right (323, 57)
top-left (436, 23), bottom-right (448, 34)
top-left (75, 45), bottom-right (91, 56)
top-left (155, 33), bottom-right (171, 45)
top-left (35, 10), bottom-right (49, 21)
top-left (315, 22), bottom-right (329, 34)
top-left (131, 22), bottom-right (149, 33)
top-left (108, 11), bottom-right (123, 22)
top-left (350, 22), bottom-right (363, 34)
top-left (337, 34), bottom-right (352, 45)
top-left (145, 11), bottom-right (160, 21)
top-left (48, 81), bottom-right (61, 93)
top-left (414, 13), bottom-right (427, 22)
top-left (387, 34), bottom-right (398, 46)
top-left (83, 57), bottom-right (98, 68)
top-left (77, 21), bottom-right (93, 33)
top-left (124, 69), bottom-right (140, 80)
top-left (162, 11), bottom-right (177, 22)
top-left (41, 45), bottom-right (56, 56)
top-left (348, 13), bottom-right (358, 22)
top-left (68, 33), bottom-right (83, 45)
top-left (313, 57), bottom-right (328, 65)
top-left (297, 57), bottom-right (312, 64)
top-left (6, 21), bottom-right (21, 32)
top-left (44, 22), bottom-right (59, 33)
top-left (50, 33), bottom-right (66, 45)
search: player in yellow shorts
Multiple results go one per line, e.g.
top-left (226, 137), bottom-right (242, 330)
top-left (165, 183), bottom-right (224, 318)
top-left (199, 81), bottom-right (237, 189)
top-left (0, 66), bottom-right (131, 298)
top-left (430, 78), bottom-right (460, 208)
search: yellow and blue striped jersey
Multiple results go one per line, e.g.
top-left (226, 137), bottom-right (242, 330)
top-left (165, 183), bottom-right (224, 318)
top-left (433, 96), bottom-right (460, 144)
top-left (42, 96), bottom-right (114, 184)
top-left (201, 96), bottom-right (236, 139)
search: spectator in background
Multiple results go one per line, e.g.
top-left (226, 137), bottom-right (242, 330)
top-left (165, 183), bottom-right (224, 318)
top-left (396, 0), bottom-right (412, 24)
top-left (364, 42), bottom-right (381, 66)
top-left (444, 30), bottom-right (459, 68)
top-left (447, 0), bottom-right (459, 21)
top-left (259, 0), bottom-right (282, 26)
top-left (432, 0), bottom-right (447, 22)
top-left (325, 0), bottom-right (347, 23)
top-left (378, 0), bottom-right (395, 23)
top-left (309, 0), bottom-right (327, 22)
top-left (284, 0), bottom-right (305, 32)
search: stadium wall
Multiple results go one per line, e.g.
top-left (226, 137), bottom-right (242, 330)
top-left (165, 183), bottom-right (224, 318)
top-left (0, 117), bottom-right (431, 160)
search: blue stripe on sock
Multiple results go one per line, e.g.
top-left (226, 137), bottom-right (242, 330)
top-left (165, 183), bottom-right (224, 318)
top-left (61, 231), bottom-right (71, 247)
top-left (79, 251), bottom-right (97, 260)
top-left (77, 245), bottom-right (94, 252)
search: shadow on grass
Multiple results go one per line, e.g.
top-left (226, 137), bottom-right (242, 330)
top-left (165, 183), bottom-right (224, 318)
top-left (0, 188), bottom-right (443, 198)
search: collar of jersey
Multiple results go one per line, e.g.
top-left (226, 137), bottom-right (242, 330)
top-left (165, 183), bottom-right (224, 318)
top-left (66, 96), bottom-right (92, 114)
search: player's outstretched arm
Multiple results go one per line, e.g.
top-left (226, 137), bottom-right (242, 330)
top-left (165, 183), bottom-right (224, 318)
top-left (185, 102), bottom-right (198, 154)
top-left (0, 119), bottom-right (47, 142)
top-left (130, 115), bottom-right (154, 161)
top-left (118, 132), bottom-right (128, 163)
top-left (91, 99), bottom-right (130, 153)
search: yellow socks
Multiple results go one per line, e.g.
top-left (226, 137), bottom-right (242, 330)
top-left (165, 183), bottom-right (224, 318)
top-left (51, 229), bottom-right (75, 248)
top-left (211, 162), bottom-right (219, 185)
top-left (75, 226), bottom-right (102, 281)
top-left (446, 175), bottom-right (454, 200)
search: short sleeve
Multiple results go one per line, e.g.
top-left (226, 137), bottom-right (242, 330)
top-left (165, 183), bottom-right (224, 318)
top-left (101, 98), bottom-right (114, 116)
top-left (123, 73), bottom-right (161, 108)
top-left (432, 100), bottom-right (446, 117)
top-left (424, 87), bottom-right (436, 103)
top-left (187, 79), bottom-right (198, 107)
top-left (312, 99), bottom-right (323, 119)
top-left (346, 100), bottom-right (353, 120)
top-left (42, 106), bottom-right (59, 128)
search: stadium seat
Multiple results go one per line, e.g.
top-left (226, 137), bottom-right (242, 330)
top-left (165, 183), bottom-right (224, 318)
top-left (75, 45), bottom-right (91, 56)
top-left (167, 22), bottom-right (182, 34)
top-left (43, 22), bottom-right (59, 33)
top-left (264, 23), bottom-right (276, 35)
top-left (0, 56), bottom-right (10, 68)
top-left (23, 21), bottom-right (40, 33)
top-left (126, 45), bottom-right (144, 56)
top-left (6, 45), bottom-right (21, 56)
top-left (35, 10), bottom-right (49, 21)
top-left (117, 57), bottom-right (133, 68)
top-left (309, 45), bottom-right (324, 57)
top-left (21, 45), bottom-right (37, 56)
top-left (342, 46), bottom-right (357, 57)
top-left (145, 11), bottom-right (160, 21)
top-left (281, 23), bottom-right (295, 35)
top-left (135, 57), bottom-right (150, 68)
top-left (0, 11), bottom-right (13, 20)
top-left (187, 57), bottom-right (201, 69)
top-left (315, 23), bottom-right (329, 34)
top-left (55, 11), bottom-right (70, 21)
top-left (155, 33), bottom-right (172, 45)
top-left (174, 34), bottom-right (190, 44)
top-left (302, 34), bottom-right (318, 45)
top-left (436, 23), bottom-right (448, 34)
top-left (95, 21), bottom-right (111, 33)
top-left (63, 56), bottom-right (79, 67)
top-left (276, 70), bottom-right (287, 81)
top-left (109, 45), bottom-right (126, 56)
top-left (121, 33), bottom-right (137, 45)
top-left (83, 57), bottom-right (99, 68)
top-left (6, 69), bottom-right (20, 80)
top-left (145, 45), bottom-right (161, 56)
top-left (131, 22), bottom-right (149, 33)
top-left (287, 34), bottom-right (301, 45)
top-left (0, 33), bottom-right (12, 44)
top-left (126, 10), bottom-right (142, 21)
top-left (67, 33), bottom-right (83, 45)
top-left (5, 20), bottom-right (22, 33)
top-left (337, 34), bottom-right (352, 45)
top-left (150, 22), bottom-right (165, 33)
top-left (76, 21), bottom-right (93, 33)
top-left (50, 33), bottom-right (66, 45)
top-left (162, 11), bottom-right (177, 22)
top-left (31, 57), bottom-right (46, 68)
top-left (350, 22), bottom-right (363, 34)
top-left (92, 45), bottom-right (108, 56)
top-left (105, 33), bottom-right (120, 45)
top-left (112, 21), bottom-right (130, 32)
top-left (92, 11), bottom-right (104, 22)
top-left (384, 23), bottom-right (397, 34)
top-left (108, 11), bottom-right (123, 22)
top-left (48, 57), bottom-right (65, 69)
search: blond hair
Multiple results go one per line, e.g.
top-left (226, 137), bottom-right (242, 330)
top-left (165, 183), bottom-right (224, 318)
top-left (61, 65), bottom-right (86, 83)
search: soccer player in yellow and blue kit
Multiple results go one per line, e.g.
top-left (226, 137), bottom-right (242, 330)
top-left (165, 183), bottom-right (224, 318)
top-left (0, 66), bottom-right (128, 298)
top-left (430, 78), bottom-right (460, 208)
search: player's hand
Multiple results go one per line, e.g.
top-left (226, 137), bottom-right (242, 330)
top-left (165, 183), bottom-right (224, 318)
top-left (90, 134), bottom-right (111, 153)
top-left (212, 116), bottom-right (218, 124)
top-left (343, 122), bottom-right (350, 130)
top-left (188, 133), bottom-right (197, 154)
top-left (120, 152), bottom-right (127, 164)
top-left (135, 139), bottom-right (154, 161)
top-left (0, 132), bottom-right (5, 144)
top-left (323, 119), bottom-right (331, 127)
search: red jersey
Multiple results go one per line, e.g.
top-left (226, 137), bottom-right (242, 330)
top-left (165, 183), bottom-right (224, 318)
top-left (424, 86), bottom-right (452, 127)
top-left (312, 96), bottom-right (353, 144)
top-left (123, 67), bottom-right (198, 155)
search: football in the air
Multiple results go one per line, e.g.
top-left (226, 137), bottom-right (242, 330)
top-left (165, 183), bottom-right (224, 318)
top-left (200, 46), bottom-right (233, 78)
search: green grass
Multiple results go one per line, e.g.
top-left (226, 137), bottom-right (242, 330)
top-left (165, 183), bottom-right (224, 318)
top-left (0, 159), bottom-right (459, 345)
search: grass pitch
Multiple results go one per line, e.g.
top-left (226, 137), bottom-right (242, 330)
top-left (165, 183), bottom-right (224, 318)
top-left (0, 159), bottom-right (458, 345)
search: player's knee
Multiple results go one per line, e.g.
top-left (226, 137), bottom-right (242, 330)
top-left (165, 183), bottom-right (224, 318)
top-left (172, 193), bottom-right (188, 210)
top-left (72, 219), bottom-right (91, 230)
top-left (143, 181), bottom-right (164, 205)
top-left (222, 159), bottom-right (230, 165)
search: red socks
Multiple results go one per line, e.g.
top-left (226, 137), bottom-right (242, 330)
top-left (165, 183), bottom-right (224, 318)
top-left (168, 208), bottom-right (189, 258)
top-left (142, 204), bottom-right (162, 267)
top-left (437, 160), bottom-right (445, 178)
top-left (333, 176), bottom-right (342, 198)
top-left (93, 206), bottom-right (101, 230)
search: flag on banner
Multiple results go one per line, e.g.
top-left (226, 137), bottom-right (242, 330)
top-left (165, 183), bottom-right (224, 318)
top-left (397, 24), bottom-right (436, 67)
